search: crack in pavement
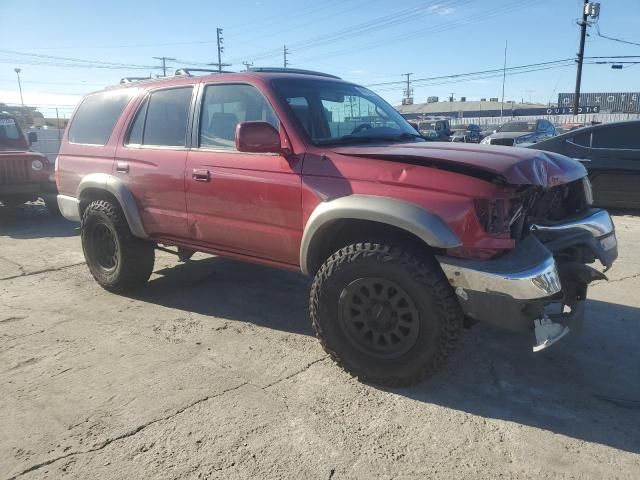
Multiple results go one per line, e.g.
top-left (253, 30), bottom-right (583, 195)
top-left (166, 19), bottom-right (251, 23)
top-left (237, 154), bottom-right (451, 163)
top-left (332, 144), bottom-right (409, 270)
top-left (7, 355), bottom-right (329, 479)
top-left (0, 262), bottom-right (86, 281)
top-left (7, 381), bottom-right (249, 480)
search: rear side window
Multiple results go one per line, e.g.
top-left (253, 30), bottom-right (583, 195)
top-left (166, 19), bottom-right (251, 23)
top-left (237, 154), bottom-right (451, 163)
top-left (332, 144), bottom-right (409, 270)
top-left (591, 124), bottom-right (640, 150)
top-left (68, 90), bottom-right (133, 145)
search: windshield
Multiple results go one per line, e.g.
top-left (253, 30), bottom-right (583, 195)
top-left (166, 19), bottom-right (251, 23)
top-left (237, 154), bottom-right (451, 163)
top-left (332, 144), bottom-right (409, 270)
top-left (0, 116), bottom-right (28, 151)
top-left (498, 122), bottom-right (536, 133)
top-left (272, 78), bottom-right (422, 145)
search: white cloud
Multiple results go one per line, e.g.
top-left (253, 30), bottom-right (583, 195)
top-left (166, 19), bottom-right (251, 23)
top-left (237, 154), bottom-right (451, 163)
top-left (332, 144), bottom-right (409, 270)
top-left (427, 4), bottom-right (456, 15)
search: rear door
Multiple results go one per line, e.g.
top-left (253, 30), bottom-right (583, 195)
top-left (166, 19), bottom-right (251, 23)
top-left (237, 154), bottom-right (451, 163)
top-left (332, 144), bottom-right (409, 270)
top-left (583, 124), bottom-right (640, 208)
top-left (185, 82), bottom-right (302, 266)
top-left (115, 86), bottom-right (195, 239)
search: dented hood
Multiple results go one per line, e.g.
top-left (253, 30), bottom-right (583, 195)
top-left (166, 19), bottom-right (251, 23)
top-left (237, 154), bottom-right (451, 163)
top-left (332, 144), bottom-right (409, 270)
top-left (331, 142), bottom-right (586, 187)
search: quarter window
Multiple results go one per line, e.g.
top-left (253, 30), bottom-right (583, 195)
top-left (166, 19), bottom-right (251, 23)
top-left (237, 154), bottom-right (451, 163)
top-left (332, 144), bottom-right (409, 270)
top-left (199, 84), bottom-right (278, 150)
top-left (130, 87), bottom-right (193, 147)
top-left (591, 125), bottom-right (640, 150)
top-left (68, 90), bottom-right (133, 145)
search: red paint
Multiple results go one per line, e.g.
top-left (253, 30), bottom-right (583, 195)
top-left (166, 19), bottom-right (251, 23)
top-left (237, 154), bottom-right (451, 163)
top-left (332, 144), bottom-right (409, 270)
top-left (58, 72), bottom-right (585, 270)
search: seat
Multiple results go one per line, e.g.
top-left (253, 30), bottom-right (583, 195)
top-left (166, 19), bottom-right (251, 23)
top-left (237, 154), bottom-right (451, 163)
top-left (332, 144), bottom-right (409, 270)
top-left (209, 112), bottom-right (239, 141)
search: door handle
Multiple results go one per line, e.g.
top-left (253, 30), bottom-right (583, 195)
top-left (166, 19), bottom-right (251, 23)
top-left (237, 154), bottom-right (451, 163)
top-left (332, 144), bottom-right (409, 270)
top-left (116, 162), bottom-right (129, 173)
top-left (192, 168), bottom-right (210, 182)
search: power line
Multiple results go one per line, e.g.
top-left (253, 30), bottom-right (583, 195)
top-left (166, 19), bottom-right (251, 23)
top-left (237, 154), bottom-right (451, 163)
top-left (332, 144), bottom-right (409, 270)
top-left (152, 56), bottom-right (176, 76)
top-left (596, 23), bottom-right (640, 47)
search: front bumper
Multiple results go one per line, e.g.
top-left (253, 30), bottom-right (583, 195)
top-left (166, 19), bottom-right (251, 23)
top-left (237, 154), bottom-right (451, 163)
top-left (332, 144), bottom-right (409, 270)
top-left (437, 208), bottom-right (617, 332)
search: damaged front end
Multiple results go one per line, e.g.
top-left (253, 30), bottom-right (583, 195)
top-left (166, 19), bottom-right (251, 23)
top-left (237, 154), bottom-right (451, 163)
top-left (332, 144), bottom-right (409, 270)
top-left (437, 176), bottom-right (618, 351)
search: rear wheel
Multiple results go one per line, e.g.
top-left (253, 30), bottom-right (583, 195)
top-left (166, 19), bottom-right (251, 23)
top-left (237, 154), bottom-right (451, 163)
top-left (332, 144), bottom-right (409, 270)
top-left (310, 241), bottom-right (463, 387)
top-left (81, 199), bottom-right (155, 292)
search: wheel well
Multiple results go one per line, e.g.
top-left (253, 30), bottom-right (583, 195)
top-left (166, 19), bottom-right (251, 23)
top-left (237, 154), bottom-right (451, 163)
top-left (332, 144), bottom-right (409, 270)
top-left (78, 188), bottom-right (120, 219)
top-left (306, 219), bottom-right (442, 275)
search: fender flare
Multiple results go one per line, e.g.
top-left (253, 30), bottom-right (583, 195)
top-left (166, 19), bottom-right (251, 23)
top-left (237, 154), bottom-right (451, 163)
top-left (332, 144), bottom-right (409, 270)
top-left (77, 173), bottom-right (148, 239)
top-left (299, 194), bottom-right (462, 275)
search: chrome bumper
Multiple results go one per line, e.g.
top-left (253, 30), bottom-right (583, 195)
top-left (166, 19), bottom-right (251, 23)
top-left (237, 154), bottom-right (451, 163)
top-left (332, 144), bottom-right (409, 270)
top-left (438, 209), bottom-right (616, 301)
top-left (57, 194), bottom-right (81, 222)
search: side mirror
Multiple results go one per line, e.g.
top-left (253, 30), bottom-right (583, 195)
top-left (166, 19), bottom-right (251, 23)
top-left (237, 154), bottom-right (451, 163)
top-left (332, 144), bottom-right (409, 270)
top-left (235, 121), bottom-right (281, 154)
top-left (28, 131), bottom-right (38, 144)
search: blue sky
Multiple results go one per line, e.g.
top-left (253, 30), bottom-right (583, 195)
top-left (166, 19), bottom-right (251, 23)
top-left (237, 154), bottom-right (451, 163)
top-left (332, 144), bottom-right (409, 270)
top-left (1, 0), bottom-right (638, 117)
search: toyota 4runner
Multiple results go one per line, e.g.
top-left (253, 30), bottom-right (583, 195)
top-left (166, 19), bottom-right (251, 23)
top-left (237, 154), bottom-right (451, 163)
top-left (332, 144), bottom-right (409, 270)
top-left (1, 112), bottom-right (59, 214)
top-left (55, 68), bottom-right (618, 386)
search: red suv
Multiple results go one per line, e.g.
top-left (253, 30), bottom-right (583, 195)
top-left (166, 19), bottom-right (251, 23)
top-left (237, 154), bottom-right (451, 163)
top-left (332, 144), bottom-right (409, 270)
top-left (1, 112), bottom-right (58, 214)
top-left (56, 68), bottom-right (617, 386)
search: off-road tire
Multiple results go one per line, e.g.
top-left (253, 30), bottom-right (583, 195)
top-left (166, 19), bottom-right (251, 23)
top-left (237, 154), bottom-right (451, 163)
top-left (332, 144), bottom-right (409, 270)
top-left (43, 195), bottom-right (61, 216)
top-left (81, 199), bottom-right (154, 293)
top-left (310, 242), bottom-right (463, 387)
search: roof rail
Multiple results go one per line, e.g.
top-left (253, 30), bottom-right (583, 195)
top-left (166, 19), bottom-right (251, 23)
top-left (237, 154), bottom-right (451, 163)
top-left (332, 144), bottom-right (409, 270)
top-left (174, 68), bottom-right (235, 76)
top-left (120, 77), bottom-right (151, 84)
top-left (248, 67), bottom-right (341, 79)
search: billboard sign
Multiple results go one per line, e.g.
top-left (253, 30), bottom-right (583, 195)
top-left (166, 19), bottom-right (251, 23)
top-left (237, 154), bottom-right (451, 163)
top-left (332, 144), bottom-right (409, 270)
top-left (558, 92), bottom-right (640, 113)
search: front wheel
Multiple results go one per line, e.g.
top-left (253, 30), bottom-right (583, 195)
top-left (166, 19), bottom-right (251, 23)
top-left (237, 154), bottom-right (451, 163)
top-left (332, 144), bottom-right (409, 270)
top-left (310, 242), bottom-right (463, 387)
top-left (81, 199), bottom-right (155, 292)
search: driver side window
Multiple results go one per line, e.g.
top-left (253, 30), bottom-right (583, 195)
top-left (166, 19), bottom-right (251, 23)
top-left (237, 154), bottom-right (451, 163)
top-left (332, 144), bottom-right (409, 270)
top-left (199, 84), bottom-right (278, 150)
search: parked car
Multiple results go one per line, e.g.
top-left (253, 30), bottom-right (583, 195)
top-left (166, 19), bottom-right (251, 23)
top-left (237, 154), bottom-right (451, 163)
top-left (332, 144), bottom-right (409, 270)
top-left (56, 68), bottom-right (617, 386)
top-left (0, 112), bottom-right (58, 214)
top-left (449, 124), bottom-right (482, 143)
top-left (530, 120), bottom-right (640, 209)
top-left (481, 119), bottom-right (556, 146)
top-left (555, 122), bottom-right (585, 135)
top-left (417, 119), bottom-right (451, 141)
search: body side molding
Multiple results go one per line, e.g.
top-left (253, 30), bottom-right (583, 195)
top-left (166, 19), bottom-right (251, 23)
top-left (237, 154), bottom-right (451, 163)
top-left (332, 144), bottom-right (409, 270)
top-left (299, 194), bottom-right (462, 275)
top-left (77, 173), bottom-right (148, 239)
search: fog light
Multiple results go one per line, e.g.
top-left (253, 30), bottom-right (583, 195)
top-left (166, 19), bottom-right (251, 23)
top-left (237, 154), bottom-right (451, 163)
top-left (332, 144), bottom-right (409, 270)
top-left (31, 159), bottom-right (44, 171)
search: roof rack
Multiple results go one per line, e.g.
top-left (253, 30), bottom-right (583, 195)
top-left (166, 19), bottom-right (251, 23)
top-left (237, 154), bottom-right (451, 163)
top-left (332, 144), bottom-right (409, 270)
top-left (248, 67), bottom-right (341, 79)
top-left (174, 68), bottom-right (234, 76)
top-left (120, 76), bottom-right (152, 84)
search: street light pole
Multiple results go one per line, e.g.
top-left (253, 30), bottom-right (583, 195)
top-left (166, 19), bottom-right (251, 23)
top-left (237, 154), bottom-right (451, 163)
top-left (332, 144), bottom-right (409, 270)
top-left (14, 68), bottom-right (24, 105)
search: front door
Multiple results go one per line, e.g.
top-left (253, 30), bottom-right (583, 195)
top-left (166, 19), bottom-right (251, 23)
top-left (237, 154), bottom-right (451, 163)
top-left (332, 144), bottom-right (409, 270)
top-left (114, 86), bottom-right (194, 239)
top-left (185, 83), bottom-right (302, 266)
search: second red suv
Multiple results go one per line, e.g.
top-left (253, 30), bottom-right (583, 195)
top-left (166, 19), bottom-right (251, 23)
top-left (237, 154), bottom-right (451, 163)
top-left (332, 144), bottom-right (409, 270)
top-left (56, 68), bottom-right (617, 386)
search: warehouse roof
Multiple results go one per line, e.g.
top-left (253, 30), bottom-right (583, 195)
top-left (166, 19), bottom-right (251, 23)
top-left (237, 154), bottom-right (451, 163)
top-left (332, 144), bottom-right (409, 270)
top-left (395, 100), bottom-right (548, 114)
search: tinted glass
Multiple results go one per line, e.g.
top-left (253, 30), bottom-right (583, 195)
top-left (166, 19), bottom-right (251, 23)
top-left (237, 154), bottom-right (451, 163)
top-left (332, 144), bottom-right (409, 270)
top-left (199, 84), bottom-right (278, 150)
top-left (143, 87), bottom-right (193, 147)
top-left (571, 132), bottom-right (591, 147)
top-left (498, 122), bottom-right (536, 133)
top-left (126, 98), bottom-right (147, 145)
top-left (0, 116), bottom-right (27, 150)
top-left (68, 90), bottom-right (133, 145)
top-left (591, 124), bottom-right (640, 150)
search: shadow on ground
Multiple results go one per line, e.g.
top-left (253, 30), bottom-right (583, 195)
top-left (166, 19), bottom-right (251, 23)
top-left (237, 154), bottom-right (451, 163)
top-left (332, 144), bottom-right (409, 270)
top-left (135, 256), bottom-right (640, 454)
top-left (0, 203), bottom-right (78, 238)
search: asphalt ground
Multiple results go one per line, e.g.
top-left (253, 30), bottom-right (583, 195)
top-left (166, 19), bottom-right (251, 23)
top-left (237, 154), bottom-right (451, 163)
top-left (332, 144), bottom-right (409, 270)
top-left (1, 203), bottom-right (639, 479)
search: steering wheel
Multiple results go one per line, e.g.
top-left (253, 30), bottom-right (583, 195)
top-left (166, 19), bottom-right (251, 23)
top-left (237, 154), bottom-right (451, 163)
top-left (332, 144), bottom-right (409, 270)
top-left (351, 123), bottom-right (373, 135)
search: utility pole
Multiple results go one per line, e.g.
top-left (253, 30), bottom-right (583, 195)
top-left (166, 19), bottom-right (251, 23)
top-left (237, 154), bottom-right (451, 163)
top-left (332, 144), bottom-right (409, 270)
top-left (500, 40), bottom-right (507, 121)
top-left (14, 68), bottom-right (24, 105)
top-left (402, 73), bottom-right (413, 105)
top-left (208, 28), bottom-right (231, 72)
top-left (242, 61), bottom-right (253, 71)
top-left (152, 56), bottom-right (176, 77)
top-left (283, 45), bottom-right (290, 68)
top-left (573, 0), bottom-right (590, 114)
top-left (573, 1), bottom-right (600, 113)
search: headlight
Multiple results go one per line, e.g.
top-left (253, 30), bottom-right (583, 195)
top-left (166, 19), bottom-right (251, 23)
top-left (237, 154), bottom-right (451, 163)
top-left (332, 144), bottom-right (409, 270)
top-left (31, 159), bottom-right (44, 171)
top-left (480, 136), bottom-right (491, 145)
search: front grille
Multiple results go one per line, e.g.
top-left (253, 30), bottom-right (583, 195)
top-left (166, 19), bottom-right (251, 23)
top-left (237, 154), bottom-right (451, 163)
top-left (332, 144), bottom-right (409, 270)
top-left (491, 138), bottom-right (514, 146)
top-left (0, 158), bottom-right (31, 184)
